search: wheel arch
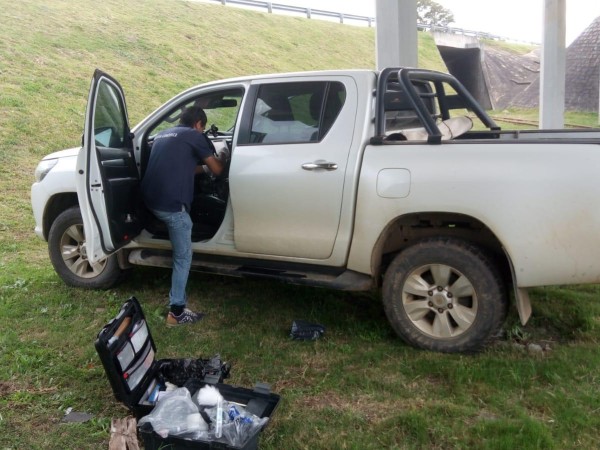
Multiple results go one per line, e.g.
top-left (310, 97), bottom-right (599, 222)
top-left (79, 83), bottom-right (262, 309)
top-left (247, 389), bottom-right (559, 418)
top-left (43, 193), bottom-right (79, 240)
top-left (371, 211), bottom-right (532, 326)
top-left (372, 212), bottom-right (511, 287)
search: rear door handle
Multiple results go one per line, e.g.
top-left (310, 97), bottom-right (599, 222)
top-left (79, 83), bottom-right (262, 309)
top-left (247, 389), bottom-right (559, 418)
top-left (301, 160), bottom-right (338, 171)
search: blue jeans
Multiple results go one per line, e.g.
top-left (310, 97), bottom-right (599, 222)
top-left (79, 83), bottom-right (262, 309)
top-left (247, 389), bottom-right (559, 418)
top-left (151, 208), bottom-right (193, 308)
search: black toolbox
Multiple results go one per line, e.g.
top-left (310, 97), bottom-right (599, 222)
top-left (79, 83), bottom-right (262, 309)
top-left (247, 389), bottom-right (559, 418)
top-left (95, 296), bottom-right (280, 449)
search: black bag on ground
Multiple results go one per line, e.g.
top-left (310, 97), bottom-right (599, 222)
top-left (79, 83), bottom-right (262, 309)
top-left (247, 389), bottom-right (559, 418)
top-left (290, 320), bottom-right (326, 341)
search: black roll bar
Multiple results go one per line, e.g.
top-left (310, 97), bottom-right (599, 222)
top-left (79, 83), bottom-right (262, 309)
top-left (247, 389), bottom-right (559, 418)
top-left (373, 67), bottom-right (500, 145)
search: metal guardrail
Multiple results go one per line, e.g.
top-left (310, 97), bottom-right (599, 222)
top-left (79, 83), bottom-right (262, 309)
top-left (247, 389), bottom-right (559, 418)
top-left (208, 0), bottom-right (536, 44)
top-left (211, 0), bottom-right (374, 25)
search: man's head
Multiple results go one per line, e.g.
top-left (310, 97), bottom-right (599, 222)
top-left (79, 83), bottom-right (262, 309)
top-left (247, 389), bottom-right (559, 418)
top-left (179, 106), bottom-right (207, 130)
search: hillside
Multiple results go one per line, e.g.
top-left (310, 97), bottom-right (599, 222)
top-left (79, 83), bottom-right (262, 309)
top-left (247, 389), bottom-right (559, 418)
top-left (1, 0), bottom-right (445, 156)
top-left (0, 0), bottom-right (445, 249)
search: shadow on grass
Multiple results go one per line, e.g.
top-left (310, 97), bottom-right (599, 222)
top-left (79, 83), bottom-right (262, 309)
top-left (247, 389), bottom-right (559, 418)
top-left (119, 265), bottom-right (394, 343)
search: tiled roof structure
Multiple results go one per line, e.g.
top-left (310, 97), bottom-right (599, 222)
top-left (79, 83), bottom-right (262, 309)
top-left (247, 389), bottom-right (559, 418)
top-left (564, 16), bottom-right (600, 111)
top-left (481, 46), bottom-right (540, 110)
top-left (512, 16), bottom-right (600, 112)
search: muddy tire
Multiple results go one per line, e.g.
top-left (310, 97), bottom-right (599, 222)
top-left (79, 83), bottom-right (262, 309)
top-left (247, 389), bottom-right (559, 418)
top-left (383, 237), bottom-right (507, 353)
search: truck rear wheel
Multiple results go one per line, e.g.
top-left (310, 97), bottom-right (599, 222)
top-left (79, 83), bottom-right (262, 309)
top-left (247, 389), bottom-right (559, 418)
top-left (48, 207), bottom-right (122, 289)
top-left (382, 237), bottom-right (507, 353)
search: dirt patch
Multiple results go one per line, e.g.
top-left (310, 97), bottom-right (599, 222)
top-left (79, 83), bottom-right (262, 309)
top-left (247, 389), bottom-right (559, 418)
top-left (0, 381), bottom-right (19, 397)
top-left (0, 381), bottom-right (58, 399)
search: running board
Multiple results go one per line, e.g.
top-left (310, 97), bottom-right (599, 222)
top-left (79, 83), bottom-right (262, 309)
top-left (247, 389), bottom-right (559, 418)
top-left (127, 249), bottom-right (372, 291)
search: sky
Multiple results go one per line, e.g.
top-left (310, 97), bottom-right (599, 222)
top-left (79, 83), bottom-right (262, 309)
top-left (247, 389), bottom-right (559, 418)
top-left (270, 0), bottom-right (600, 45)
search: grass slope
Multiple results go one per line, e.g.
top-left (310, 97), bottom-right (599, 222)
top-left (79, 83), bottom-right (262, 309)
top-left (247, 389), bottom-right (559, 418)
top-left (0, 0), bottom-right (444, 258)
top-left (2, 1), bottom-right (600, 449)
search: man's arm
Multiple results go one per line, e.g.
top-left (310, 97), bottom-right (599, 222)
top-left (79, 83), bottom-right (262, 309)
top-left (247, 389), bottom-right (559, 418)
top-left (203, 155), bottom-right (225, 176)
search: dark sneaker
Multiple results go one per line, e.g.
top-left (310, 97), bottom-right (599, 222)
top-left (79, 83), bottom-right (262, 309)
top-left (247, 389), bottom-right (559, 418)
top-left (166, 308), bottom-right (204, 327)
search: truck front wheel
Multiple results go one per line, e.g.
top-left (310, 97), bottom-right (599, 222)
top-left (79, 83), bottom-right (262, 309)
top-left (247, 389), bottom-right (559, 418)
top-left (48, 207), bottom-right (123, 289)
top-left (382, 237), bottom-right (507, 353)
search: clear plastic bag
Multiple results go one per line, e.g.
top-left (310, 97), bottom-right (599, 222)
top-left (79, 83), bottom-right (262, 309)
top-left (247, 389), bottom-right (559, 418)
top-left (204, 402), bottom-right (269, 447)
top-left (139, 386), bottom-right (267, 445)
top-left (138, 388), bottom-right (209, 439)
top-left (223, 403), bottom-right (269, 447)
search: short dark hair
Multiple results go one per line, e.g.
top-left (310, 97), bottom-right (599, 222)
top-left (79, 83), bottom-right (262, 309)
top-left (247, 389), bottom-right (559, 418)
top-left (179, 106), bottom-right (207, 128)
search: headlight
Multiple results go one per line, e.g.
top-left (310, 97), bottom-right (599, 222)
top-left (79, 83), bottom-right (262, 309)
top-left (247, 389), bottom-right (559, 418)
top-left (34, 159), bottom-right (58, 182)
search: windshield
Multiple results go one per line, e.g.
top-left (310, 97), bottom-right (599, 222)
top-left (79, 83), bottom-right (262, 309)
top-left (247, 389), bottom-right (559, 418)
top-left (149, 88), bottom-right (244, 138)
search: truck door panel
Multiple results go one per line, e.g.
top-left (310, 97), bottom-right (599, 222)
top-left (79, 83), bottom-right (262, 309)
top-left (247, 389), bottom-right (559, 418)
top-left (230, 77), bottom-right (357, 260)
top-left (76, 70), bottom-right (141, 261)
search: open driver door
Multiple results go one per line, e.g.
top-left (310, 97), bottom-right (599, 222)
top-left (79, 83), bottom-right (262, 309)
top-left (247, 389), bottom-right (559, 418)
top-left (75, 69), bottom-right (142, 263)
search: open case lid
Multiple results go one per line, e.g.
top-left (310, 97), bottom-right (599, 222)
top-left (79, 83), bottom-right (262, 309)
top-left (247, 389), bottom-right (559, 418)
top-left (95, 296), bottom-right (158, 408)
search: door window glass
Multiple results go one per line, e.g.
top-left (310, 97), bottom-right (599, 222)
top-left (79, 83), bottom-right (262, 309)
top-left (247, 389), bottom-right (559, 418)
top-left (249, 81), bottom-right (345, 144)
top-left (94, 81), bottom-right (128, 148)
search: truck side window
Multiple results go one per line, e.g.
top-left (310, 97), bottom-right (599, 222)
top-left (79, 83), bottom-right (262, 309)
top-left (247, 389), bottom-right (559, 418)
top-left (249, 81), bottom-right (346, 144)
top-left (94, 81), bottom-right (128, 148)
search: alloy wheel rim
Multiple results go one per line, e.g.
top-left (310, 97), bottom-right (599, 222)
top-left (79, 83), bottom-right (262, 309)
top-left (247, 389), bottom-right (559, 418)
top-left (59, 224), bottom-right (107, 278)
top-left (402, 263), bottom-right (478, 338)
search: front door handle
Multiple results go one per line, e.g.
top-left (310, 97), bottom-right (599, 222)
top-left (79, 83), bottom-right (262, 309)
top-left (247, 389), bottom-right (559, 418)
top-left (301, 160), bottom-right (338, 171)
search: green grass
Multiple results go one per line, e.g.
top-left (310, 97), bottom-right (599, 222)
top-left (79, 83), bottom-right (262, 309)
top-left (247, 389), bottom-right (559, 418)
top-left (2, 0), bottom-right (600, 449)
top-left (481, 39), bottom-right (539, 55)
top-left (491, 107), bottom-right (600, 129)
top-left (3, 267), bottom-right (600, 449)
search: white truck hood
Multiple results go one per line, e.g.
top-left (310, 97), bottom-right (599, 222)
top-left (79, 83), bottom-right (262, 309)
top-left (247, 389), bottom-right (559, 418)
top-left (42, 147), bottom-right (81, 160)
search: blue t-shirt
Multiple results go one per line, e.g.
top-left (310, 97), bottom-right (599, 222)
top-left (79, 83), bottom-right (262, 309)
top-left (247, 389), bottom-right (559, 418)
top-left (141, 126), bottom-right (213, 212)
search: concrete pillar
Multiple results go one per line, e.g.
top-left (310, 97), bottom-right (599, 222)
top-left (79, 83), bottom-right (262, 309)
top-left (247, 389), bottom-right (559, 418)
top-left (539, 0), bottom-right (566, 129)
top-left (376, 0), bottom-right (418, 69)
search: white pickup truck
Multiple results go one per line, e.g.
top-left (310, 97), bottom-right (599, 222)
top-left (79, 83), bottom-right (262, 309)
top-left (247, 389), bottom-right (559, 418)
top-left (31, 68), bottom-right (600, 353)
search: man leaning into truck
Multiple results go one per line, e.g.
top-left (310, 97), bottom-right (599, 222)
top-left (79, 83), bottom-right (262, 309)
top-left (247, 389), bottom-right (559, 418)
top-left (141, 106), bottom-right (227, 326)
